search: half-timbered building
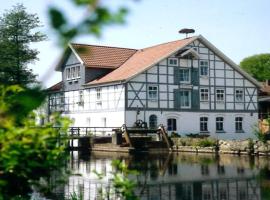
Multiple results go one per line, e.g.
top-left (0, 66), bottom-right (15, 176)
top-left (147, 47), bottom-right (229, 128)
top-left (48, 35), bottom-right (260, 139)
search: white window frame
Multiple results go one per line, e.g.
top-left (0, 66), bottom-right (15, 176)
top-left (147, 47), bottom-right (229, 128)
top-left (102, 117), bottom-right (107, 127)
top-left (76, 65), bottom-right (80, 78)
top-left (200, 88), bottom-right (209, 101)
top-left (66, 66), bottom-right (80, 80)
top-left (179, 90), bottom-right (191, 108)
top-left (66, 68), bottom-right (71, 80)
top-left (148, 85), bottom-right (158, 100)
top-left (168, 58), bottom-right (178, 66)
top-left (235, 117), bottom-right (244, 132)
top-left (167, 118), bottom-right (177, 131)
top-left (216, 117), bottom-right (224, 132)
top-left (71, 67), bottom-right (76, 79)
top-left (235, 88), bottom-right (244, 102)
top-left (96, 88), bottom-right (101, 100)
top-left (200, 117), bottom-right (208, 132)
top-left (149, 114), bottom-right (158, 129)
top-left (216, 89), bottom-right (225, 102)
top-left (78, 90), bottom-right (84, 107)
top-left (200, 60), bottom-right (209, 76)
top-left (179, 68), bottom-right (190, 83)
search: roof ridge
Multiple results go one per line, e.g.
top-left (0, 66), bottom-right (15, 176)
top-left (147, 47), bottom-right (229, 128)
top-left (140, 36), bottom-right (197, 51)
top-left (71, 43), bottom-right (138, 51)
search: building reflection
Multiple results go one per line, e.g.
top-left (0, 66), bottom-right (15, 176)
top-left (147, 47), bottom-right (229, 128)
top-left (54, 151), bottom-right (265, 200)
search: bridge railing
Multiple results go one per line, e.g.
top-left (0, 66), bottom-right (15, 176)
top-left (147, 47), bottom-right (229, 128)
top-left (65, 127), bottom-right (121, 137)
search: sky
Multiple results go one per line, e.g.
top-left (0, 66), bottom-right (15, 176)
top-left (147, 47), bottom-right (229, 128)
top-left (0, 0), bottom-right (269, 87)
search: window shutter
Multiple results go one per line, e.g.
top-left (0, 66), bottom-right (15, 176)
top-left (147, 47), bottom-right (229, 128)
top-left (174, 67), bottom-right (180, 84)
top-left (174, 89), bottom-right (180, 109)
top-left (192, 68), bottom-right (199, 86)
top-left (192, 89), bottom-right (199, 110)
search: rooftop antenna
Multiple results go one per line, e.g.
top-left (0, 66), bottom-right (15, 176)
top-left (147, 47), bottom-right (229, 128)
top-left (179, 28), bottom-right (195, 38)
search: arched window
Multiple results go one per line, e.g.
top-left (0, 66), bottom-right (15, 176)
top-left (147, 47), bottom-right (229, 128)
top-left (167, 118), bottom-right (177, 131)
top-left (200, 117), bottom-right (208, 132)
top-left (149, 115), bottom-right (157, 129)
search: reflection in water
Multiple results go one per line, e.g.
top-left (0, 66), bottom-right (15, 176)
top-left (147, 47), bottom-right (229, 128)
top-left (51, 151), bottom-right (270, 200)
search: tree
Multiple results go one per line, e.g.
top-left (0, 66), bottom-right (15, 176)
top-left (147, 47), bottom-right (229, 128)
top-left (240, 54), bottom-right (270, 82)
top-left (48, 0), bottom-right (128, 45)
top-left (0, 4), bottom-right (46, 87)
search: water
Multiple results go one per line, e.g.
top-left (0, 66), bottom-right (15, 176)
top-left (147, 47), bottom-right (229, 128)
top-left (52, 151), bottom-right (270, 200)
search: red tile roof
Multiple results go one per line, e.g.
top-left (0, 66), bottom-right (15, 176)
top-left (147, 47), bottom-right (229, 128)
top-left (47, 81), bottom-right (62, 92)
top-left (261, 85), bottom-right (270, 94)
top-left (71, 44), bottom-right (137, 69)
top-left (87, 37), bottom-right (197, 85)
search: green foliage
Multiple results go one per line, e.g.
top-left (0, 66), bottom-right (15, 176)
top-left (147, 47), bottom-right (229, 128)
top-left (240, 53), bottom-right (270, 81)
top-left (94, 160), bottom-right (139, 200)
top-left (111, 160), bottom-right (138, 200)
top-left (48, 0), bottom-right (128, 45)
top-left (173, 138), bottom-right (216, 148)
top-left (254, 127), bottom-right (268, 143)
top-left (0, 4), bottom-right (46, 86)
top-left (196, 139), bottom-right (217, 147)
top-left (171, 132), bottom-right (181, 138)
top-left (0, 85), bottom-right (70, 199)
top-left (68, 191), bottom-right (83, 200)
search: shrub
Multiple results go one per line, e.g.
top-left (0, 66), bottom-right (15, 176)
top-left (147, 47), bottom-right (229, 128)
top-left (196, 139), bottom-right (216, 147)
top-left (171, 132), bottom-right (181, 138)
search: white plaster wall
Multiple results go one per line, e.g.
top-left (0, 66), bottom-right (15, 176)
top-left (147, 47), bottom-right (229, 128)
top-left (64, 110), bottom-right (125, 128)
top-left (64, 84), bottom-right (125, 112)
top-left (125, 111), bottom-right (258, 140)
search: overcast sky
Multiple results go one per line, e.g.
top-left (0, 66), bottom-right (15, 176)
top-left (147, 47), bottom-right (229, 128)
top-left (1, 0), bottom-right (269, 87)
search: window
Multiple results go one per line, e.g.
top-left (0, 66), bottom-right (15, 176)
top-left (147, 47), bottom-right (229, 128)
top-left (200, 117), bottom-right (208, 132)
top-left (235, 89), bottom-right (244, 102)
top-left (168, 58), bottom-right (178, 66)
top-left (96, 88), bottom-right (101, 100)
top-left (217, 165), bottom-right (225, 175)
top-left (203, 189), bottom-right (212, 200)
top-left (167, 118), bottom-right (177, 131)
top-left (148, 85), bottom-right (158, 100)
top-left (179, 68), bottom-right (190, 82)
top-left (216, 117), bottom-right (224, 132)
top-left (102, 117), bottom-right (107, 127)
top-left (78, 91), bottom-right (84, 106)
top-left (200, 88), bottom-right (209, 101)
top-left (76, 66), bottom-right (80, 78)
top-left (216, 89), bottom-right (224, 102)
top-left (235, 117), bottom-right (243, 132)
top-left (201, 165), bottom-right (209, 175)
top-left (149, 115), bottom-right (157, 129)
top-left (86, 117), bottom-right (91, 126)
top-left (71, 67), bottom-right (76, 79)
top-left (180, 90), bottom-right (191, 108)
top-left (200, 60), bottom-right (209, 76)
top-left (66, 66), bottom-right (80, 80)
top-left (219, 188), bottom-right (227, 200)
top-left (66, 68), bottom-right (71, 80)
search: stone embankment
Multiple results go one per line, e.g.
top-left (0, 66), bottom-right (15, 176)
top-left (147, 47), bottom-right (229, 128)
top-left (171, 138), bottom-right (270, 156)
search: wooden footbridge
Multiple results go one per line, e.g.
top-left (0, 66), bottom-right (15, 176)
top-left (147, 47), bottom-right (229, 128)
top-left (62, 125), bottom-right (172, 152)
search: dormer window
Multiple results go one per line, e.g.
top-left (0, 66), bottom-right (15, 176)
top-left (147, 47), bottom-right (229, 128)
top-left (66, 66), bottom-right (80, 80)
top-left (66, 68), bottom-right (71, 80)
top-left (71, 67), bottom-right (76, 79)
top-left (168, 58), bottom-right (178, 66)
top-left (76, 66), bottom-right (80, 78)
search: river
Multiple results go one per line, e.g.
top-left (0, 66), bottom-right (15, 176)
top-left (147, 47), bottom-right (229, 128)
top-left (49, 151), bottom-right (270, 200)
